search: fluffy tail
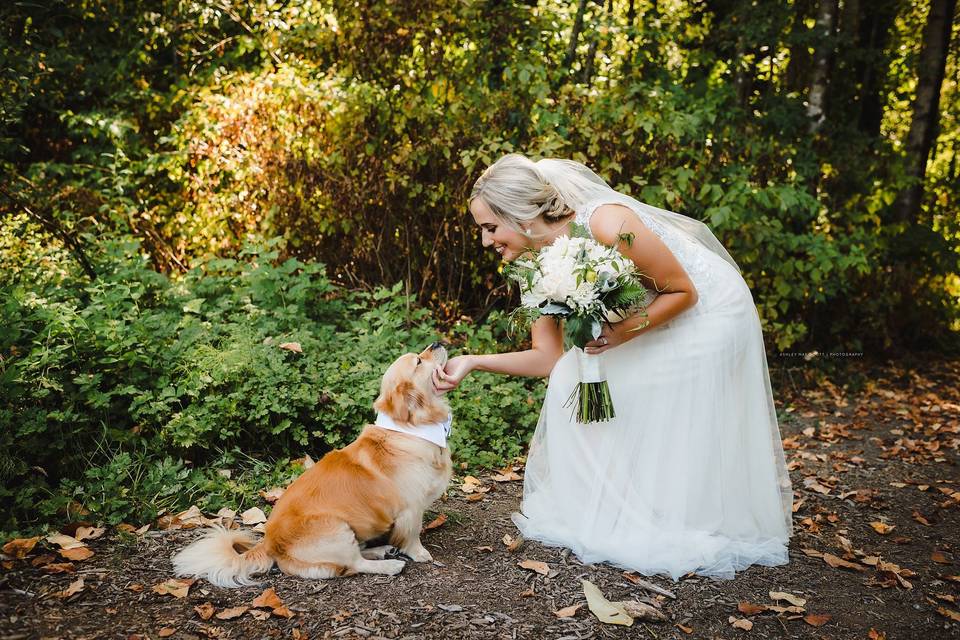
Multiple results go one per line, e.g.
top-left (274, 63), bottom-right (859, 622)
top-left (172, 526), bottom-right (275, 588)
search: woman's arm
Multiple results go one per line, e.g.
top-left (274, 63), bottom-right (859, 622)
top-left (433, 316), bottom-right (564, 392)
top-left (584, 204), bottom-right (699, 354)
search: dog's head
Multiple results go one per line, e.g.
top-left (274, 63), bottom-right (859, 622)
top-left (373, 343), bottom-right (450, 425)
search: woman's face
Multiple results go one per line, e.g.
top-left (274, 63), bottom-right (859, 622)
top-left (470, 198), bottom-right (530, 262)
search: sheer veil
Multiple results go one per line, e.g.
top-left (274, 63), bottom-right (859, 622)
top-left (535, 159), bottom-right (741, 273)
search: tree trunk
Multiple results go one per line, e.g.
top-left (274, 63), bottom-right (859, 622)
top-left (894, 0), bottom-right (958, 222)
top-left (784, 0), bottom-right (816, 93)
top-left (562, 0), bottom-right (590, 72)
top-left (854, 0), bottom-right (897, 136)
top-left (806, 0), bottom-right (839, 132)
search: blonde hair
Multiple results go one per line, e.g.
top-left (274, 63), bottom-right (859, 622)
top-left (469, 154), bottom-right (573, 234)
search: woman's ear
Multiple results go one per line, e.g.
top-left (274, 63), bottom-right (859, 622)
top-left (374, 380), bottom-right (412, 424)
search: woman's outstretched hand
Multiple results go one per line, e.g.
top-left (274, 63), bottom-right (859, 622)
top-left (433, 355), bottom-right (474, 393)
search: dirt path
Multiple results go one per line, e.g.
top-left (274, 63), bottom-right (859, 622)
top-left (2, 358), bottom-right (959, 640)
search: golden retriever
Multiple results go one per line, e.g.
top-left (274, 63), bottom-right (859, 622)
top-left (172, 343), bottom-right (452, 586)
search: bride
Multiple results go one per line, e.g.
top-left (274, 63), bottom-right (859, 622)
top-left (434, 153), bottom-right (794, 579)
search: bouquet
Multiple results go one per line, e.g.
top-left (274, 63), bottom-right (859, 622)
top-left (505, 227), bottom-right (650, 423)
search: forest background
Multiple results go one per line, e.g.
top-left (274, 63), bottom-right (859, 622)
top-left (1, 0), bottom-right (957, 535)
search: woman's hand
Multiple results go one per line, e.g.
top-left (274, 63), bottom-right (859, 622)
top-left (583, 320), bottom-right (637, 355)
top-left (433, 355), bottom-right (474, 393)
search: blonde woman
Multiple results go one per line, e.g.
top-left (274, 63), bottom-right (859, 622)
top-left (434, 154), bottom-right (793, 579)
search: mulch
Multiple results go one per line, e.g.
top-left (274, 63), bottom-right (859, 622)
top-left (1, 356), bottom-right (958, 640)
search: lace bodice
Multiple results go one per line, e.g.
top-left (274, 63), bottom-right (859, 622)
top-left (574, 201), bottom-right (722, 317)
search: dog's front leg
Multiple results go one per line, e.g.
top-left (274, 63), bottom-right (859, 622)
top-left (389, 510), bottom-right (432, 562)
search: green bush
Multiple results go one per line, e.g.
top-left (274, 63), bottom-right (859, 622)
top-left (0, 232), bottom-right (542, 534)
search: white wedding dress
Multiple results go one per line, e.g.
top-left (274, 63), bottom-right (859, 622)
top-left (512, 198), bottom-right (794, 580)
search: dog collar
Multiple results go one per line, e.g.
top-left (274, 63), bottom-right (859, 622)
top-left (374, 412), bottom-right (452, 448)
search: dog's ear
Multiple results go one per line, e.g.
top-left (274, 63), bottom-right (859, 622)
top-left (374, 380), bottom-right (412, 424)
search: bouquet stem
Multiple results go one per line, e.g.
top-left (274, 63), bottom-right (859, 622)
top-left (564, 348), bottom-right (615, 423)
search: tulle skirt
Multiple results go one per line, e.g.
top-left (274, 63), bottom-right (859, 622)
top-left (512, 253), bottom-right (794, 580)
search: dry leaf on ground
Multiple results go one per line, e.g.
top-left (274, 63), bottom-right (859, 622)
top-left (581, 579), bottom-right (633, 626)
top-left (57, 577), bottom-right (85, 599)
top-left (423, 513), bottom-right (447, 530)
top-left (240, 507), bottom-right (267, 525)
top-left (869, 521), bottom-right (895, 535)
top-left (804, 613), bottom-right (832, 627)
top-left (252, 587), bottom-right (284, 609)
top-left (738, 602), bottom-right (768, 615)
top-left (729, 616), bottom-right (753, 630)
top-left (46, 533), bottom-right (85, 550)
top-left (769, 591), bottom-right (807, 607)
top-left (613, 600), bottom-right (667, 622)
top-left (158, 627), bottom-right (175, 637)
top-left (259, 487), bottom-right (285, 504)
top-left (2, 536), bottom-right (40, 559)
top-left (279, 342), bottom-right (303, 353)
top-left (74, 526), bottom-right (106, 541)
top-left (194, 603), bottom-right (215, 620)
top-left (215, 606), bottom-right (249, 620)
top-left (59, 546), bottom-right (94, 562)
top-left (152, 578), bottom-right (193, 598)
top-left (517, 559), bottom-right (549, 575)
top-left (502, 534), bottom-right (523, 552)
top-left (823, 553), bottom-right (866, 571)
top-left (554, 603), bottom-right (583, 618)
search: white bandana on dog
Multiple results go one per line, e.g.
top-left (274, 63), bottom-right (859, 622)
top-left (374, 412), bottom-right (453, 449)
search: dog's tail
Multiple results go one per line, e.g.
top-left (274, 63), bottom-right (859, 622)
top-left (172, 526), bottom-right (275, 588)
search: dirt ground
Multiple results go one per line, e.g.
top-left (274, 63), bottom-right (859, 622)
top-left (1, 356), bottom-right (959, 640)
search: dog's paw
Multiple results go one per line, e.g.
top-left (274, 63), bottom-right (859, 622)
top-left (381, 559), bottom-right (406, 575)
top-left (403, 547), bottom-right (433, 563)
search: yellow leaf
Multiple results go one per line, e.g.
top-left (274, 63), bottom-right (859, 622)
top-left (869, 521), bottom-right (895, 535)
top-left (581, 579), bottom-right (633, 626)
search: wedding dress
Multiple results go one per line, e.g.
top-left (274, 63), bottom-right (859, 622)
top-left (511, 196), bottom-right (794, 580)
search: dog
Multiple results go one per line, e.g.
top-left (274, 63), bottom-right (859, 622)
top-left (172, 343), bottom-right (453, 587)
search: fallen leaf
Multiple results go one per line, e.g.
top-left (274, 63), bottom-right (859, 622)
top-left (767, 605), bottom-right (806, 614)
top-left (249, 609), bottom-right (271, 621)
top-left (195, 603), bottom-right (215, 620)
top-left (59, 546), bottom-right (94, 562)
top-left (57, 577), bottom-right (85, 599)
top-left (823, 553), bottom-right (866, 572)
top-left (240, 507), bottom-right (267, 525)
top-left (259, 488), bottom-right (285, 504)
top-left (474, 546), bottom-right (493, 552)
top-left (490, 471), bottom-right (523, 482)
top-left (518, 559), bottom-right (549, 575)
top-left (769, 591), bottom-right (807, 607)
top-left (466, 493), bottom-right (485, 502)
top-left (216, 507), bottom-right (237, 520)
top-left (215, 606), bottom-right (248, 620)
top-left (74, 526), bottom-right (106, 541)
top-left (423, 513), bottom-right (447, 530)
top-left (30, 553), bottom-right (57, 567)
top-left (502, 534), bottom-right (523, 552)
top-left (554, 603), bottom-right (583, 618)
top-left (803, 613), bottom-right (832, 627)
top-left (738, 602), bottom-right (767, 615)
top-left (937, 607), bottom-right (960, 622)
top-left (292, 628), bottom-right (307, 639)
top-left (127, 583), bottom-right (144, 593)
top-left (291, 455), bottom-right (315, 469)
top-left (158, 627), bottom-right (175, 637)
top-left (105, 607), bottom-right (117, 614)
top-left (252, 587), bottom-right (284, 609)
top-left (519, 587), bottom-right (535, 597)
top-left (42, 562), bottom-right (76, 574)
top-left (803, 477), bottom-right (832, 495)
top-left (868, 629), bottom-right (887, 640)
top-left (460, 476), bottom-right (486, 494)
top-left (931, 551), bottom-right (951, 564)
top-left (676, 623), bottom-right (694, 634)
top-left (152, 578), bottom-right (193, 598)
top-left (272, 605), bottom-right (295, 618)
top-left (729, 616), bottom-right (753, 630)
top-left (581, 579), bottom-right (633, 626)
top-left (46, 533), bottom-right (85, 550)
top-left (869, 521), bottom-right (895, 535)
top-left (801, 547), bottom-right (824, 558)
top-left (279, 342), bottom-right (303, 353)
top-left (2, 536), bottom-right (40, 558)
